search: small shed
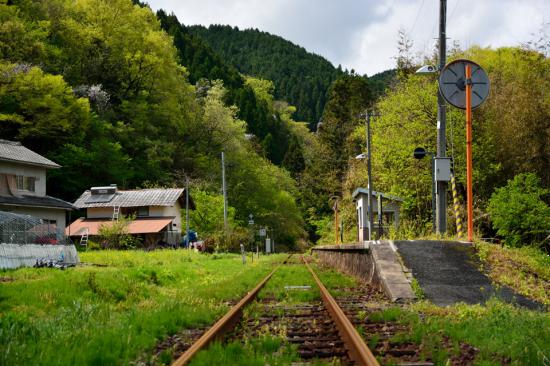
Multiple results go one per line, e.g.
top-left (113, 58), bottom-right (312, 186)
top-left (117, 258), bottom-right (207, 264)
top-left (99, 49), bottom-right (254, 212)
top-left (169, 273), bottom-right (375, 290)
top-left (352, 187), bottom-right (403, 241)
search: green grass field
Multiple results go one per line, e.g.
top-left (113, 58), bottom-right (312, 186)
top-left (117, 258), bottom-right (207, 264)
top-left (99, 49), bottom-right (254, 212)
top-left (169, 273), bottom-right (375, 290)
top-left (1, 251), bottom-right (548, 365)
top-left (0, 250), bottom-right (286, 365)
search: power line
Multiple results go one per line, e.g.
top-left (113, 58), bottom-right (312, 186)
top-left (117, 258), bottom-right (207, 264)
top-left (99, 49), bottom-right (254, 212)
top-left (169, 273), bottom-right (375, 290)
top-left (448, 0), bottom-right (460, 27)
top-left (409, 0), bottom-right (426, 35)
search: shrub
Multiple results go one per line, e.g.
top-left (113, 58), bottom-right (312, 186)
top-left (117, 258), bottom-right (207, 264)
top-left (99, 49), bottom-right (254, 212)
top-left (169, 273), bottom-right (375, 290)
top-left (97, 215), bottom-right (142, 249)
top-left (203, 228), bottom-right (252, 252)
top-left (487, 173), bottom-right (550, 248)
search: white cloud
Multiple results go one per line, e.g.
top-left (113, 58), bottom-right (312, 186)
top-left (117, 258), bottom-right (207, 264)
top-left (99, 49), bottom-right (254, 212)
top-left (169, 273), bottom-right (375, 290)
top-left (146, 0), bottom-right (549, 75)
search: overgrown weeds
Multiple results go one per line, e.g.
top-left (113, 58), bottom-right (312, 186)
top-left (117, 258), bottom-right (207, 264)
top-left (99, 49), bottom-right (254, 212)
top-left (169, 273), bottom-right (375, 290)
top-left (0, 250), bottom-right (286, 365)
top-left (474, 241), bottom-right (550, 306)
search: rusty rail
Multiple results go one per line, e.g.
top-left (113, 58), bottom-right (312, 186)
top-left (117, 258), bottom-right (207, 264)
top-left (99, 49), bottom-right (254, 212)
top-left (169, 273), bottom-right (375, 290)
top-left (172, 254), bottom-right (379, 366)
top-left (303, 257), bottom-right (380, 366)
top-left (171, 257), bottom-right (289, 366)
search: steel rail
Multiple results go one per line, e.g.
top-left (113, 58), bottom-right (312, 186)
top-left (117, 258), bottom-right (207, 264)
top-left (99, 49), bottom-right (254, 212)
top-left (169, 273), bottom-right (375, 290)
top-left (171, 256), bottom-right (289, 366)
top-left (302, 257), bottom-right (380, 366)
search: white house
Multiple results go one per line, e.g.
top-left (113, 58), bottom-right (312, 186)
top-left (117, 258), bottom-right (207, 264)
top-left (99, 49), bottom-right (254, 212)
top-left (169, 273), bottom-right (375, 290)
top-left (66, 186), bottom-right (194, 246)
top-left (352, 187), bottom-right (403, 242)
top-left (0, 139), bottom-right (74, 239)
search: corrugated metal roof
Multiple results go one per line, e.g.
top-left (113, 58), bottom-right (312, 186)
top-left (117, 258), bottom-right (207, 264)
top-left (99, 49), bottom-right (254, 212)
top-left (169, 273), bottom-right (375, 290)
top-left (352, 188), bottom-right (404, 202)
top-left (66, 217), bottom-right (174, 235)
top-left (0, 139), bottom-right (60, 168)
top-left (73, 188), bottom-right (193, 208)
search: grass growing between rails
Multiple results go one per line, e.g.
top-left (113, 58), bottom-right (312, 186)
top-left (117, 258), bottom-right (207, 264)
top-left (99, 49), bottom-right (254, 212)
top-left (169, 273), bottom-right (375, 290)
top-left (189, 336), bottom-right (300, 366)
top-left (257, 257), bottom-right (320, 303)
top-left (191, 256), bottom-right (362, 365)
top-left (0, 250), bottom-right (287, 365)
top-left (365, 300), bottom-right (550, 365)
top-left (475, 241), bottom-right (550, 306)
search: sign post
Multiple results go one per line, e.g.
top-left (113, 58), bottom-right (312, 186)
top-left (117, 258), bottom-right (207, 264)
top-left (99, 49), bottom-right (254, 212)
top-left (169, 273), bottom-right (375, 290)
top-left (439, 59), bottom-right (489, 242)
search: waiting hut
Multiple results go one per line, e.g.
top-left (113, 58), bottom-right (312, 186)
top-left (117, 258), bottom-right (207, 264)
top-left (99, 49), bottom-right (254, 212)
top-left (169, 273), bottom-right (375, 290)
top-left (352, 187), bottom-right (403, 242)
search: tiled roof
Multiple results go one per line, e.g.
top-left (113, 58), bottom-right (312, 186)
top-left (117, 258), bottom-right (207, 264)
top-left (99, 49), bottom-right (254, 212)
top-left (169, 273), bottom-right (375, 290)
top-left (73, 188), bottom-right (194, 209)
top-left (66, 217), bottom-right (174, 236)
top-left (0, 139), bottom-right (60, 168)
top-left (0, 194), bottom-right (75, 210)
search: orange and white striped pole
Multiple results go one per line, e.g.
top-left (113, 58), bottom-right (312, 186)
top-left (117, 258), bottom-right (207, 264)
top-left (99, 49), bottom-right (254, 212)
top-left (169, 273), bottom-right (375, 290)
top-left (465, 64), bottom-right (474, 242)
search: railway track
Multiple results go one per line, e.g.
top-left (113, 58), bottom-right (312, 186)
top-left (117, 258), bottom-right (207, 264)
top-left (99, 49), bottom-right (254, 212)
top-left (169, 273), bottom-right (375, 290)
top-left (142, 257), bottom-right (479, 366)
top-left (153, 257), bottom-right (477, 366)
top-left (167, 255), bottom-right (379, 365)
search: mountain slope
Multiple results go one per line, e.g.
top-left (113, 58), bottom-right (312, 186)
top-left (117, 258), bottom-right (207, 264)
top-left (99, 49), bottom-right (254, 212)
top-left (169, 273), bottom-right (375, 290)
top-left (189, 25), bottom-right (344, 128)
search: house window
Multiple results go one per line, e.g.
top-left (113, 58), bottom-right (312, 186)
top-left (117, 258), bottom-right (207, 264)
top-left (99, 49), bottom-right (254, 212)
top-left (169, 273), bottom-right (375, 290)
top-left (16, 176), bottom-right (35, 192)
top-left (137, 206), bottom-right (149, 217)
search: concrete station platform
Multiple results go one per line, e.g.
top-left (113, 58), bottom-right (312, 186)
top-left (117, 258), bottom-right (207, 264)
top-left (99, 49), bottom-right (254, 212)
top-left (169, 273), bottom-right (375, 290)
top-left (313, 240), bottom-right (543, 310)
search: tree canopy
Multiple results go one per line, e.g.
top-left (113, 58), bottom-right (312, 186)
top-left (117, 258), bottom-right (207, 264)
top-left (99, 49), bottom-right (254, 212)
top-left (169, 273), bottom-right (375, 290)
top-left (0, 0), bottom-right (305, 246)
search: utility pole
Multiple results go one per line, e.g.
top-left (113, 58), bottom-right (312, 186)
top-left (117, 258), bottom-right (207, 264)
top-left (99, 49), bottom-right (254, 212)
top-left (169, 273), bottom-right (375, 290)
top-left (221, 151), bottom-right (228, 232)
top-left (185, 176), bottom-right (190, 248)
top-left (366, 112), bottom-right (374, 241)
top-left (436, 0), bottom-right (448, 235)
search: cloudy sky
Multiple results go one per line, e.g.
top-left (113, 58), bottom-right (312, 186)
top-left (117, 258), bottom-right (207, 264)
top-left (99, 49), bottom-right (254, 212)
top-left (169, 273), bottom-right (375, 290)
top-left (146, 0), bottom-right (548, 76)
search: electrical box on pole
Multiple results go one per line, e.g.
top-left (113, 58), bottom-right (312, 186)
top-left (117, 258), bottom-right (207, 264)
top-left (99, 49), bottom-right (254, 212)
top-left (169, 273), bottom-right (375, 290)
top-left (434, 158), bottom-right (452, 181)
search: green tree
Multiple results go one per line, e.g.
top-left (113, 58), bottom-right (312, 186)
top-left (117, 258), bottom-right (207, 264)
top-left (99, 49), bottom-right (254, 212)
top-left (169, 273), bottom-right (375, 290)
top-left (97, 215), bottom-right (141, 249)
top-left (487, 173), bottom-right (550, 248)
top-left (185, 81), bottom-right (305, 246)
top-left (282, 135), bottom-right (305, 177)
top-left (189, 24), bottom-right (344, 128)
top-left (187, 190), bottom-right (237, 237)
top-left (0, 62), bottom-right (90, 153)
top-left (339, 45), bottom-right (549, 237)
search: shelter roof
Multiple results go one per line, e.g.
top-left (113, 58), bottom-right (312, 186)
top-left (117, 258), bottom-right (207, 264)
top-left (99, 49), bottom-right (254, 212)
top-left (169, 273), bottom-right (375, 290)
top-left (352, 187), bottom-right (404, 202)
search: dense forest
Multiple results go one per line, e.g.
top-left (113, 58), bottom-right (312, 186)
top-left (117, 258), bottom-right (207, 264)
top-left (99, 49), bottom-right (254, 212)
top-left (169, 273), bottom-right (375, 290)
top-left (0, 0), bottom-right (548, 250)
top-left (190, 24), bottom-right (344, 129)
top-left (0, 0), bottom-right (305, 247)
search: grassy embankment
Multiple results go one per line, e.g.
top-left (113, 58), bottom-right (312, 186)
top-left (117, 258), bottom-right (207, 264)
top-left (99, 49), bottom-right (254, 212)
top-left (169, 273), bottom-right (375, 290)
top-left (366, 300), bottom-right (550, 365)
top-left (474, 241), bottom-right (550, 306)
top-left (0, 250), bottom-right (286, 365)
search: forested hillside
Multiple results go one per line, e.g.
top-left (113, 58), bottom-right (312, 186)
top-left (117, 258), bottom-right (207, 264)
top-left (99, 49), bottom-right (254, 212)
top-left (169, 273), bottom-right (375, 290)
top-left (189, 25), bottom-right (344, 128)
top-left (327, 45), bottom-right (550, 249)
top-left (154, 11), bottom-right (298, 167)
top-left (0, 0), bottom-right (305, 246)
top-left (0, 0), bottom-right (547, 250)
